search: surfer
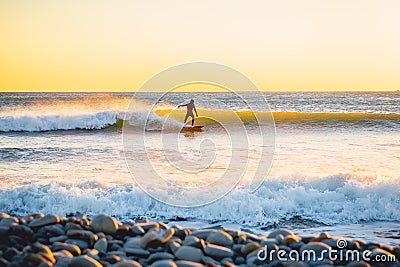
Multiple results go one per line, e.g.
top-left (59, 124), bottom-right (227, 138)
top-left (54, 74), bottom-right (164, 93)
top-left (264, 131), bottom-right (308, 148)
top-left (178, 99), bottom-right (198, 126)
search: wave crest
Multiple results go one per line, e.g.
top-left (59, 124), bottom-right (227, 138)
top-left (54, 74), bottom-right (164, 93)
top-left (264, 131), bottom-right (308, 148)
top-left (0, 111), bottom-right (120, 132)
top-left (1, 174), bottom-right (399, 226)
top-left (1, 110), bottom-right (399, 132)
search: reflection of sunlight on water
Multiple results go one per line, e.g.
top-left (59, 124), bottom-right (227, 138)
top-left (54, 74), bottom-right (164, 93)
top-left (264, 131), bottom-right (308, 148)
top-left (0, 177), bottom-right (22, 190)
top-left (179, 149), bottom-right (202, 162)
top-left (146, 130), bottom-right (232, 188)
top-left (269, 129), bottom-right (400, 179)
top-left (1, 124), bottom-right (399, 191)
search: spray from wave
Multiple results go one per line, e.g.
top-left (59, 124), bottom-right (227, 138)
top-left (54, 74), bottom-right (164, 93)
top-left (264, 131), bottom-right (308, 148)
top-left (0, 95), bottom-right (184, 132)
top-left (1, 110), bottom-right (399, 132)
top-left (1, 93), bottom-right (398, 132)
top-left (0, 174), bottom-right (399, 226)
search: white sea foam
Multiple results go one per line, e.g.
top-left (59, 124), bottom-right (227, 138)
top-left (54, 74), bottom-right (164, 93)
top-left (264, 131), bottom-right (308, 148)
top-left (1, 174), bottom-right (399, 226)
top-left (0, 110), bottom-right (186, 132)
top-left (0, 94), bottom-right (184, 132)
top-left (0, 111), bottom-right (120, 132)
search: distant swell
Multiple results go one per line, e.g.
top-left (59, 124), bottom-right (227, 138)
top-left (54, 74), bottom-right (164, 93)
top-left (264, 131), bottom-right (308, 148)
top-left (273, 112), bottom-right (400, 126)
top-left (1, 110), bottom-right (399, 132)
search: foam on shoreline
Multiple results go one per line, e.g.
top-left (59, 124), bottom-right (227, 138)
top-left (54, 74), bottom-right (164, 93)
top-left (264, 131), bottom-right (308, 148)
top-left (1, 175), bottom-right (399, 227)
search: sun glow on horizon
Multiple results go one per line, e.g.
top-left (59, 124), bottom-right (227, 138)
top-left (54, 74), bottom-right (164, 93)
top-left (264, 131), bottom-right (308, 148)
top-left (0, 0), bottom-right (399, 92)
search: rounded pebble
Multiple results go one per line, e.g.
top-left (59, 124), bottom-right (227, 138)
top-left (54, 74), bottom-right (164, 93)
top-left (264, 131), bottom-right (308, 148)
top-left (91, 213), bottom-right (119, 234)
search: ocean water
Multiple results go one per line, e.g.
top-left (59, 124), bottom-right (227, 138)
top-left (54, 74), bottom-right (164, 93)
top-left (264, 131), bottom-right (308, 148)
top-left (0, 92), bottom-right (399, 243)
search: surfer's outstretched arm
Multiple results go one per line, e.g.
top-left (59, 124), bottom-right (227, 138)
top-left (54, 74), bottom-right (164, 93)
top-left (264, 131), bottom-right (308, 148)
top-left (194, 105), bottom-right (198, 117)
top-left (178, 103), bottom-right (188, 108)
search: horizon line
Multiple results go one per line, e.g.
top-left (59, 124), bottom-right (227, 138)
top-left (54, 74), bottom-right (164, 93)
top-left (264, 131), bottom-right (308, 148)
top-left (0, 90), bottom-right (399, 93)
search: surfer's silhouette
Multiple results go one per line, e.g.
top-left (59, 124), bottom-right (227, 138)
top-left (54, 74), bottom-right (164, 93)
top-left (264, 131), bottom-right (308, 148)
top-left (178, 99), bottom-right (198, 126)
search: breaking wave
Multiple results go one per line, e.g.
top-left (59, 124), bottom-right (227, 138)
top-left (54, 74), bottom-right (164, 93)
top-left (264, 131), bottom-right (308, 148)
top-left (1, 110), bottom-right (399, 132)
top-left (1, 174), bottom-right (399, 226)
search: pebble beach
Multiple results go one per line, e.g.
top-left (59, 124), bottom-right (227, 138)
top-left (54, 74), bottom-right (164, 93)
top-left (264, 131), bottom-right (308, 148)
top-left (0, 213), bottom-right (399, 267)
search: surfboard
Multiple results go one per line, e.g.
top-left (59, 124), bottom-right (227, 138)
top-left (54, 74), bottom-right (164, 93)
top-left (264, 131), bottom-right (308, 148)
top-left (180, 125), bottom-right (204, 132)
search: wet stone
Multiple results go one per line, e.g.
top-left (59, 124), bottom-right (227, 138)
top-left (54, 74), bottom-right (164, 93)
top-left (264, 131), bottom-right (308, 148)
top-left (0, 213), bottom-right (398, 267)
top-left (175, 260), bottom-right (204, 267)
top-left (135, 222), bottom-right (159, 232)
top-left (284, 235), bottom-right (301, 245)
top-left (234, 256), bottom-right (245, 265)
top-left (132, 225), bottom-right (146, 236)
top-left (182, 236), bottom-right (205, 249)
top-left (102, 254), bottom-right (121, 264)
top-left (237, 234), bottom-right (247, 244)
top-left (206, 231), bottom-right (234, 247)
top-left (69, 255), bottom-right (103, 267)
top-left (140, 228), bottom-right (175, 249)
top-left (94, 237), bottom-right (107, 254)
top-left (124, 237), bottom-right (142, 249)
top-left (20, 253), bottom-right (53, 266)
top-left (91, 213), bottom-right (119, 235)
top-left (175, 246), bottom-right (203, 262)
top-left (158, 222), bottom-right (169, 230)
top-left (0, 217), bottom-right (19, 227)
top-left (168, 240), bottom-right (181, 254)
top-left (30, 242), bottom-right (56, 264)
top-left (0, 213), bottom-right (10, 219)
top-left (3, 247), bottom-right (20, 261)
top-left (204, 244), bottom-right (234, 260)
top-left (83, 248), bottom-right (100, 261)
top-left (67, 229), bottom-right (98, 244)
top-left (9, 225), bottom-right (34, 241)
top-left (65, 238), bottom-right (89, 250)
top-left (52, 249), bottom-right (73, 259)
top-left (38, 225), bottom-right (65, 238)
top-left (52, 241), bottom-right (82, 256)
top-left (49, 235), bottom-right (68, 243)
top-left (346, 261), bottom-right (371, 267)
top-left (29, 214), bottom-right (61, 228)
top-left (240, 241), bottom-right (260, 255)
top-left (114, 225), bottom-right (135, 239)
top-left (149, 259), bottom-right (178, 267)
top-left (147, 252), bottom-right (174, 264)
top-left (201, 255), bottom-right (220, 266)
top-left (112, 260), bottom-right (143, 267)
top-left (188, 229), bottom-right (217, 240)
top-left (124, 247), bottom-right (150, 258)
top-left (268, 229), bottom-right (295, 238)
top-left (172, 228), bottom-right (188, 240)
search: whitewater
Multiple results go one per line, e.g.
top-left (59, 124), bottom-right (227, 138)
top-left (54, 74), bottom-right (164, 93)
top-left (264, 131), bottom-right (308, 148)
top-left (0, 92), bottom-right (399, 244)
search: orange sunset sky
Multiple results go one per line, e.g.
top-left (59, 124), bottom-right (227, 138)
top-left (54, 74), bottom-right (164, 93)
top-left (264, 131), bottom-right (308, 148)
top-left (0, 0), bottom-right (399, 92)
